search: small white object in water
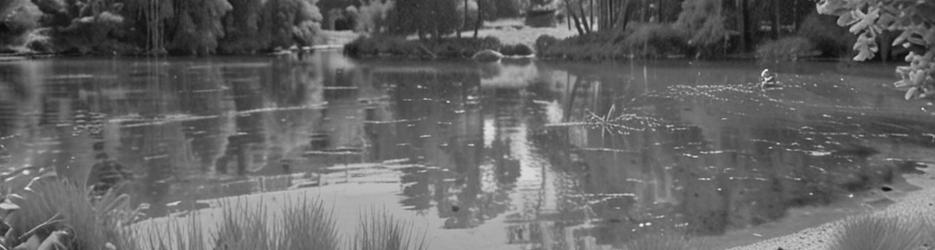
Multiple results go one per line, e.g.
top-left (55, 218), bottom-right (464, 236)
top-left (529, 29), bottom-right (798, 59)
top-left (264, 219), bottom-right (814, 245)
top-left (759, 69), bottom-right (779, 88)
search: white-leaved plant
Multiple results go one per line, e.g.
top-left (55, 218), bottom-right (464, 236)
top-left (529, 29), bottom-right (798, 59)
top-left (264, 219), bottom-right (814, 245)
top-left (817, 0), bottom-right (935, 100)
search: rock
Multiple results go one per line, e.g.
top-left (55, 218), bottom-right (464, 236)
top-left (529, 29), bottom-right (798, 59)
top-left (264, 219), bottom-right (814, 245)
top-left (472, 49), bottom-right (503, 63)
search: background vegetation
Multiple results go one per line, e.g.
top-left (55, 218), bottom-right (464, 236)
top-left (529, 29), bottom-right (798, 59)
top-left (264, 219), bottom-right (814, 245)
top-left (0, 0), bottom-right (325, 55)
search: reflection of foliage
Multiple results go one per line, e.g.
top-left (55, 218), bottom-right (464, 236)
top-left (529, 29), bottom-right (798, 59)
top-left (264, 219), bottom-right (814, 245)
top-left (816, 0), bottom-right (935, 100)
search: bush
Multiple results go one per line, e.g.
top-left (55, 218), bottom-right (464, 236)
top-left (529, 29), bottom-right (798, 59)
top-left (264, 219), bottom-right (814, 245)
top-left (756, 36), bottom-right (818, 61)
top-left (344, 35), bottom-right (502, 59)
top-left (535, 35), bottom-right (559, 53)
top-left (500, 44), bottom-right (534, 56)
top-left (0, 0), bottom-right (42, 49)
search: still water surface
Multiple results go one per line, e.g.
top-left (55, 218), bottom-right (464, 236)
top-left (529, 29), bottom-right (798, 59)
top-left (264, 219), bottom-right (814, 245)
top-left (1, 52), bottom-right (934, 249)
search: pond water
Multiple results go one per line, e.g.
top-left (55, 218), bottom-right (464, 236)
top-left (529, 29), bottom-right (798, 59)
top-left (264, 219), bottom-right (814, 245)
top-left (1, 52), bottom-right (934, 249)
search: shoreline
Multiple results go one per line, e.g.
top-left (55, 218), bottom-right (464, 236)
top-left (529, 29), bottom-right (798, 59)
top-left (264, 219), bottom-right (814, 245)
top-left (731, 164), bottom-right (935, 250)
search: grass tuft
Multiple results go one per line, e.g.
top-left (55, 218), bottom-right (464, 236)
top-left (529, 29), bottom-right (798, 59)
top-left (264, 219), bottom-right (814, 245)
top-left (829, 215), bottom-right (929, 250)
top-left (353, 209), bottom-right (427, 250)
top-left (3, 179), bottom-right (137, 250)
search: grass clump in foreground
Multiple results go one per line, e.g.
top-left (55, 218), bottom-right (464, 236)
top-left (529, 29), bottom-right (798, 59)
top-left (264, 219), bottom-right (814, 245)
top-left (1, 176), bottom-right (427, 250)
top-left (1, 178), bottom-right (138, 250)
top-left (144, 198), bottom-right (428, 250)
top-left (829, 214), bottom-right (934, 250)
top-left (353, 209), bottom-right (427, 250)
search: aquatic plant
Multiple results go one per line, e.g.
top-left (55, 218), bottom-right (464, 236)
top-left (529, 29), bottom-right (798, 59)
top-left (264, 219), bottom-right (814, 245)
top-left (353, 209), bottom-right (427, 250)
top-left (828, 215), bottom-right (929, 250)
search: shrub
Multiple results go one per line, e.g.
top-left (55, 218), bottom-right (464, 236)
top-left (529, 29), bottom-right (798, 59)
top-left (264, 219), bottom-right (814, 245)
top-left (500, 44), bottom-right (534, 56)
top-left (756, 36), bottom-right (818, 61)
top-left (345, 35), bottom-right (501, 59)
top-left (0, 0), bottom-right (42, 50)
top-left (534, 35), bottom-right (558, 53)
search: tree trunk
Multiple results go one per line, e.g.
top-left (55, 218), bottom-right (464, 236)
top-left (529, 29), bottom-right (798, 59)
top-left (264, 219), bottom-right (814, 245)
top-left (589, 0), bottom-right (595, 30)
top-left (459, 0), bottom-right (467, 39)
top-left (564, 0), bottom-right (586, 35)
top-left (578, 1), bottom-right (591, 33)
top-left (772, 0), bottom-right (780, 39)
top-left (474, 0), bottom-right (482, 38)
top-left (740, 0), bottom-right (750, 51)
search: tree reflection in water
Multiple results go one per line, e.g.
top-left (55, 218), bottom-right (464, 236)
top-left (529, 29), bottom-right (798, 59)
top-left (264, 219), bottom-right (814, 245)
top-left (0, 53), bottom-right (933, 249)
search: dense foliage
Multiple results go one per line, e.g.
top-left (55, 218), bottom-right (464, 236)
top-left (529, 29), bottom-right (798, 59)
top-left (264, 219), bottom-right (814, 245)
top-left (675, 0), bottom-right (730, 56)
top-left (817, 0), bottom-right (935, 100)
top-left (1, 0), bottom-right (324, 55)
top-left (0, 0), bottom-right (42, 52)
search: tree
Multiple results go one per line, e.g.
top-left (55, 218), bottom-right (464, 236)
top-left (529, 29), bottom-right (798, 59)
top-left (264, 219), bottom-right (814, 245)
top-left (387, 0), bottom-right (462, 41)
top-left (0, 0), bottom-right (41, 50)
top-left (817, 0), bottom-right (935, 100)
top-left (167, 0), bottom-right (233, 55)
top-left (675, 0), bottom-right (729, 56)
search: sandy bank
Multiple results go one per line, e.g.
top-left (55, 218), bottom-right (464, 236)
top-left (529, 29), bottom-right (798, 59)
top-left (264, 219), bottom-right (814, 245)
top-left (731, 165), bottom-right (935, 250)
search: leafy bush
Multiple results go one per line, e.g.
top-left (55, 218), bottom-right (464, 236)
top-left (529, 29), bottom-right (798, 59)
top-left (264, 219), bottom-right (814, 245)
top-left (534, 34), bottom-right (558, 53)
top-left (756, 36), bottom-right (818, 61)
top-left (0, 0), bottom-right (42, 50)
top-left (344, 35), bottom-right (502, 59)
top-left (500, 44), bottom-right (534, 56)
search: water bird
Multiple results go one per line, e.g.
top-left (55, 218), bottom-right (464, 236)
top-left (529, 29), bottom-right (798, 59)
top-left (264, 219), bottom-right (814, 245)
top-left (759, 69), bottom-right (780, 88)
